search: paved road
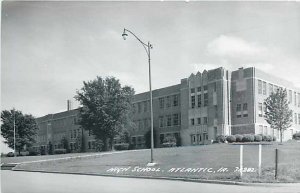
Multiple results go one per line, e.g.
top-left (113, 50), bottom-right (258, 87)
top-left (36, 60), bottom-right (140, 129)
top-left (1, 171), bottom-right (300, 193)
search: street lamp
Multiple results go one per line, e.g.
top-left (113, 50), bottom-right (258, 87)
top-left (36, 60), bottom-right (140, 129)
top-left (122, 28), bottom-right (156, 166)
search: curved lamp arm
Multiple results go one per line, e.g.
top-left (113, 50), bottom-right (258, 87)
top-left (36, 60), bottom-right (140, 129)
top-left (122, 28), bottom-right (153, 57)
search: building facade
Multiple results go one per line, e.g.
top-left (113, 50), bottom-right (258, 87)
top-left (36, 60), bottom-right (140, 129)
top-left (34, 67), bottom-right (300, 152)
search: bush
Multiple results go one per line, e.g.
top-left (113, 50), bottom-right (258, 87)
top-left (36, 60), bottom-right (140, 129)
top-left (54, 149), bottom-right (66, 154)
top-left (235, 134), bottom-right (243, 142)
top-left (216, 135), bottom-right (226, 143)
top-left (292, 133), bottom-right (300, 140)
top-left (114, 143), bottom-right (129, 151)
top-left (226, 135), bottom-right (236, 143)
top-left (262, 135), bottom-right (273, 142)
top-left (242, 134), bottom-right (254, 142)
top-left (254, 135), bottom-right (262, 142)
top-left (29, 150), bottom-right (40, 156)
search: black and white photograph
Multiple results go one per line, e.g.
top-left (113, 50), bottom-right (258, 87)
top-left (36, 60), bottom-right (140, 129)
top-left (1, 1), bottom-right (300, 193)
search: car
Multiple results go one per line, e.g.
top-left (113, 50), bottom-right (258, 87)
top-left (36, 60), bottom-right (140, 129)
top-left (6, 152), bottom-right (14, 157)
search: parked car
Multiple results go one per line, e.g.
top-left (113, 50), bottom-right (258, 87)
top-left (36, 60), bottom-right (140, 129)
top-left (6, 152), bottom-right (14, 157)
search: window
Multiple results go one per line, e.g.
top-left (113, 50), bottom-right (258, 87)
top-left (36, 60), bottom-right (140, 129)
top-left (159, 98), bottom-right (164, 109)
top-left (263, 81), bottom-right (267, 95)
top-left (144, 101), bottom-right (148, 112)
top-left (74, 129), bottom-right (77, 138)
top-left (173, 95), bottom-right (179, 106)
top-left (204, 93), bottom-right (208, 107)
top-left (264, 126), bottom-right (268, 135)
top-left (191, 88), bottom-right (195, 93)
top-left (191, 118), bottom-right (195, 125)
top-left (88, 141), bottom-right (91, 149)
top-left (191, 96), bottom-right (195, 108)
top-left (144, 119), bottom-right (148, 128)
top-left (166, 115), bottom-right (172, 126)
top-left (131, 137), bottom-right (136, 145)
top-left (295, 113), bottom-right (297, 125)
top-left (269, 84), bottom-right (273, 94)
top-left (173, 114), bottom-right (179, 126)
top-left (295, 92), bottom-right (297, 106)
top-left (213, 82), bottom-right (217, 92)
top-left (237, 114), bottom-right (242, 118)
top-left (258, 103), bottom-right (263, 117)
top-left (203, 117), bottom-right (208, 124)
top-left (203, 85), bottom-right (208, 91)
top-left (298, 114), bottom-right (300, 125)
top-left (138, 120), bottom-right (142, 129)
top-left (138, 102), bottom-right (142, 113)
top-left (289, 90), bottom-right (292, 103)
top-left (197, 117), bottom-right (201, 125)
top-left (192, 135), bottom-right (196, 143)
top-left (258, 80), bottom-right (262, 94)
top-left (197, 94), bottom-right (202, 107)
top-left (197, 87), bottom-right (201, 92)
top-left (166, 96), bottom-right (171, 108)
top-left (243, 103), bottom-right (248, 111)
top-left (160, 134), bottom-right (164, 144)
top-left (236, 104), bottom-right (241, 112)
top-left (159, 116), bottom-right (164, 128)
top-left (298, 93), bottom-right (300, 107)
top-left (259, 125), bottom-right (263, 134)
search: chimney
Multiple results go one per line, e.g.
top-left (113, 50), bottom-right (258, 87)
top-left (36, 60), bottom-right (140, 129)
top-left (67, 100), bottom-right (72, 111)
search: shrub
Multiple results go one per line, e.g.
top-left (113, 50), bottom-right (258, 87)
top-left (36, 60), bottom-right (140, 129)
top-left (254, 135), bottom-right (262, 142)
top-left (242, 134), bottom-right (254, 142)
top-left (29, 150), bottom-right (40, 156)
top-left (114, 143), bottom-right (129, 151)
top-left (263, 135), bottom-right (272, 142)
top-left (54, 149), bottom-right (66, 154)
top-left (226, 135), bottom-right (236, 143)
top-left (216, 135), bottom-right (226, 143)
top-left (292, 133), bottom-right (300, 140)
top-left (235, 134), bottom-right (243, 142)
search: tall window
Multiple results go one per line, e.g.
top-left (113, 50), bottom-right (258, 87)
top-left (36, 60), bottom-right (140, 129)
top-left (298, 114), bottom-right (300, 125)
top-left (295, 113), bottom-right (297, 125)
top-left (258, 103), bottom-right (263, 117)
top-left (173, 114), bottom-right (179, 126)
top-left (138, 102), bottom-right (142, 113)
top-left (173, 95), bottom-right (179, 106)
top-left (203, 85), bottom-right (208, 91)
top-left (203, 117), bottom-right (208, 124)
top-left (294, 92), bottom-right (297, 106)
top-left (213, 82), bottom-right (217, 92)
top-left (298, 93), bottom-right (300, 107)
top-left (269, 84), bottom-right (273, 94)
top-left (197, 87), bottom-right (201, 92)
top-left (191, 88), bottom-right (195, 94)
top-left (197, 117), bottom-right (201, 125)
top-left (289, 90), bottom-right (292, 103)
top-left (258, 80), bottom-right (262, 94)
top-left (197, 94), bottom-right (202, 107)
top-left (144, 101), bottom-right (148, 112)
top-left (191, 118), bottom-right (195, 125)
top-left (159, 116), bottom-right (164, 128)
top-left (159, 98), bottom-right (164, 109)
top-left (204, 93), bottom-right (208, 107)
top-left (243, 103), bottom-right (248, 111)
top-left (263, 81), bottom-right (267, 95)
top-left (166, 96), bottom-right (171, 108)
top-left (166, 115), bottom-right (172, 126)
top-left (191, 96), bottom-right (195, 108)
top-left (236, 104), bottom-right (241, 112)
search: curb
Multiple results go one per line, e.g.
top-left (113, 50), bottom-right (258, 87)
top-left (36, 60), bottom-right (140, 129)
top-left (11, 168), bottom-right (296, 187)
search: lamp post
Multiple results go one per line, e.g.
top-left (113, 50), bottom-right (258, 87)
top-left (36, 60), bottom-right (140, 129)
top-left (122, 28), bottom-right (155, 165)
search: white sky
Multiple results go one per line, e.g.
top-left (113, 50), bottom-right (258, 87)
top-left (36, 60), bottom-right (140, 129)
top-left (1, 1), bottom-right (300, 152)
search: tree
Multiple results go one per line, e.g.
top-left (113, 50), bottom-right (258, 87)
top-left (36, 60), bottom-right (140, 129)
top-left (264, 88), bottom-right (293, 143)
top-left (1, 109), bottom-right (38, 155)
top-left (75, 76), bottom-right (135, 151)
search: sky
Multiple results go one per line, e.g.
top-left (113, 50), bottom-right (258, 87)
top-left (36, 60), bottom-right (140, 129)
top-left (1, 1), bottom-right (300, 152)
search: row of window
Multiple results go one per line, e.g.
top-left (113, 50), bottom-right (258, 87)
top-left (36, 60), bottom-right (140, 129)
top-left (70, 129), bottom-right (81, 139)
top-left (159, 94), bottom-right (179, 109)
top-left (190, 117), bottom-right (208, 126)
top-left (159, 114), bottom-right (180, 128)
top-left (293, 113), bottom-right (300, 125)
top-left (133, 100), bottom-right (150, 114)
top-left (191, 93), bottom-right (209, 108)
top-left (190, 85), bottom-right (208, 94)
top-left (134, 119), bottom-right (151, 130)
top-left (159, 132), bottom-right (179, 144)
top-left (131, 136), bottom-right (145, 146)
top-left (88, 141), bottom-right (96, 149)
top-left (258, 80), bottom-right (300, 107)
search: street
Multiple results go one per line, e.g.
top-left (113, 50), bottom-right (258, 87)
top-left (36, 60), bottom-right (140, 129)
top-left (1, 170), bottom-right (300, 193)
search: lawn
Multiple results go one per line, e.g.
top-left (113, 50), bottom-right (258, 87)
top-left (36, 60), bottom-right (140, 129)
top-left (13, 141), bottom-right (300, 183)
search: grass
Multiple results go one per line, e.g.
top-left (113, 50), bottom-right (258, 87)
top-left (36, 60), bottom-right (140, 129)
top-left (13, 141), bottom-right (300, 183)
